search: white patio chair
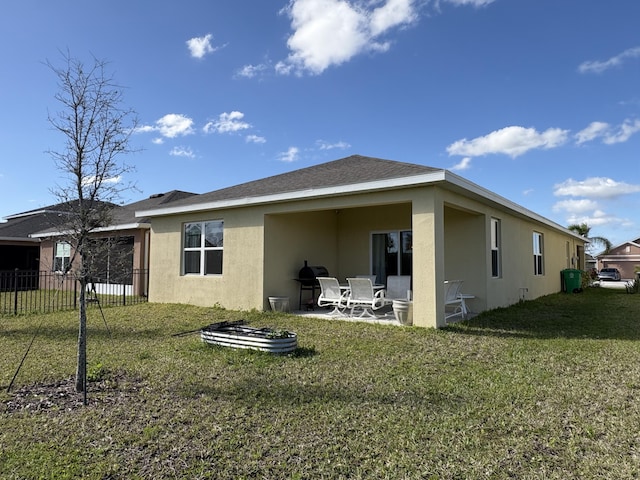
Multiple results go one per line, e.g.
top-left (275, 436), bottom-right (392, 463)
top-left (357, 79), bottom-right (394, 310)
top-left (382, 275), bottom-right (411, 305)
top-left (444, 280), bottom-right (465, 322)
top-left (356, 274), bottom-right (377, 284)
top-left (317, 277), bottom-right (348, 316)
top-left (346, 277), bottom-right (386, 318)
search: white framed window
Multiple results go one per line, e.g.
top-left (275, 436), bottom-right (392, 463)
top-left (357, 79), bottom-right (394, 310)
top-left (54, 241), bottom-right (71, 273)
top-left (183, 221), bottom-right (224, 275)
top-left (491, 218), bottom-right (501, 278)
top-left (533, 232), bottom-right (544, 276)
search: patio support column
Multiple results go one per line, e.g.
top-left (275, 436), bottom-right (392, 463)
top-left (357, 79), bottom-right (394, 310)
top-left (411, 188), bottom-right (446, 328)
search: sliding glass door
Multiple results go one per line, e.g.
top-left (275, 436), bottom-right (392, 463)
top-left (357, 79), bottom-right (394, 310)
top-left (371, 231), bottom-right (412, 284)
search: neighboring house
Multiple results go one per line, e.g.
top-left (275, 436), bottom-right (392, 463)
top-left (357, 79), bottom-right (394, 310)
top-left (596, 238), bottom-right (640, 280)
top-left (137, 155), bottom-right (587, 328)
top-left (0, 191), bottom-right (195, 294)
top-left (0, 209), bottom-right (49, 271)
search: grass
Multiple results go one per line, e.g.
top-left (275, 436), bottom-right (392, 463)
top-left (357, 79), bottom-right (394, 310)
top-left (1, 287), bottom-right (640, 479)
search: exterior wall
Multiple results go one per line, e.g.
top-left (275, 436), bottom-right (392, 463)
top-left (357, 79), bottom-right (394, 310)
top-left (38, 228), bottom-right (149, 295)
top-left (337, 203), bottom-right (413, 280)
top-left (443, 205), bottom-right (486, 310)
top-left (148, 190), bottom-right (416, 311)
top-left (439, 189), bottom-right (585, 318)
top-left (148, 207), bottom-right (265, 310)
top-left (264, 210), bottom-right (338, 310)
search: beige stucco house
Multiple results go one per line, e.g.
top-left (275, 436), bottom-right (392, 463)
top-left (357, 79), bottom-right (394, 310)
top-left (137, 155), bottom-right (587, 328)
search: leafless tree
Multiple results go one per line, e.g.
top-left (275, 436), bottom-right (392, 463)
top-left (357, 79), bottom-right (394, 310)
top-left (46, 51), bottom-right (138, 400)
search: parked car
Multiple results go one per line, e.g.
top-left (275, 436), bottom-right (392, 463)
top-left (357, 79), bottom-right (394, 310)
top-left (598, 268), bottom-right (621, 281)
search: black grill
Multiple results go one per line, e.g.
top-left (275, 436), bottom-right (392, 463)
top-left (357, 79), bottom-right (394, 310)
top-left (295, 261), bottom-right (329, 309)
top-left (297, 261), bottom-right (329, 286)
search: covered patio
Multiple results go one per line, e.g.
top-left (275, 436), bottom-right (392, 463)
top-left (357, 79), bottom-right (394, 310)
top-left (262, 190), bottom-right (486, 328)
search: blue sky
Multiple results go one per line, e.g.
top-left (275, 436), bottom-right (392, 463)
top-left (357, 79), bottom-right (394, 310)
top-left (1, 0), bottom-right (639, 248)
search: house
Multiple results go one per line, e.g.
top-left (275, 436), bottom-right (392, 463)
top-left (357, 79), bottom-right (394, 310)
top-left (0, 191), bottom-right (195, 295)
top-left (596, 238), bottom-right (640, 280)
top-left (137, 155), bottom-right (587, 328)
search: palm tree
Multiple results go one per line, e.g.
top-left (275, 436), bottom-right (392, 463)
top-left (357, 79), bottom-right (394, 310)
top-left (568, 223), bottom-right (612, 254)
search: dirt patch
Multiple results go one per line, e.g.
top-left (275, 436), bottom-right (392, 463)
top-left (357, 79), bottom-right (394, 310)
top-left (2, 373), bottom-right (148, 413)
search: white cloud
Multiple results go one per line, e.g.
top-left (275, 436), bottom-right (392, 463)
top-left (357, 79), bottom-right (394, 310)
top-left (552, 198), bottom-right (625, 233)
top-left (565, 210), bottom-right (620, 228)
top-left (603, 118), bottom-right (640, 144)
top-left (137, 114), bottom-right (195, 139)
top-left (553, 177), bottom-right (640, 199)
top-left (236, 64), bottom-right (268, 78)
top-left (575, 121), bottom-right (610, 144)
top-left (446, 126), bottom-right (569, 158)
top-left (278, 0), bottom-right (418, 76)
top-left (316, 140), bottom-right (351, 150)
top-left (169, 146), bottom-right (195, 158)
top-left (552, 177), bottom-right (640, 234)
top-left (203, 111), bottom-right (251, 134)
top-left (552, 198), bottom-right (600, 214)
top-left (279, 146), bottom-right (300, 162)
top-left (451, 157), bottom-right (472, 171)
top-left (156, 114), bottom-right (195, 137)
top-left (575, 119), bottom-right (640, 145)
top-left (186, 34), bottom-right (221, 59)
top-left (246, 134), bottom-right (266, 144)
top-left (578, 46), bottom-right (640, 74)
top-left (370, 0), bottom-right (418, 36)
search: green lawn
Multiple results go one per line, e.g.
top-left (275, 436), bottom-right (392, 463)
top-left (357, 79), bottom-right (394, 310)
top-left (1, 287), bottom-right (640, 479)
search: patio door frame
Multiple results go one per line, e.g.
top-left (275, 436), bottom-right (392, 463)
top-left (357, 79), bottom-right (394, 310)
top-left (370, 230), bottom-right (413, 285)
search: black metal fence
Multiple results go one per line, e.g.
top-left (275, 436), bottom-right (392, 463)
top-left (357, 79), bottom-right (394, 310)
top-left (0, 269), bottom-right (148, 315)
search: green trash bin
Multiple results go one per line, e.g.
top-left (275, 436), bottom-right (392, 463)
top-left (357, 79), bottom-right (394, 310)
top-left (561, 269), bottom-right (582, 293)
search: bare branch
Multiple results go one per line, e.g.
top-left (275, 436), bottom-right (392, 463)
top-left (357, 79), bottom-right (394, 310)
top-left (45, 51), bottom-right (139, 395)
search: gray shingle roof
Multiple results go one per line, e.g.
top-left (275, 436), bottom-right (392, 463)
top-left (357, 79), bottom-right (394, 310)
top-left (0, 213), bottom-right (57, 239)
top-left (110, 190), bottom-right (197, 225)
top-left (156, 155), bottom-right (441, 210)
top-left (1, 191), bottom-right (197, 239)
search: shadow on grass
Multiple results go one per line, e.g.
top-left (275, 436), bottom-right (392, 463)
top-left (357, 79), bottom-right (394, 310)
top-left (0, 325), bottom-right (166, 342)
top-left (446, 287), bottom-right (640, 341)
top-left (181, 374), bottom-right (453, 410)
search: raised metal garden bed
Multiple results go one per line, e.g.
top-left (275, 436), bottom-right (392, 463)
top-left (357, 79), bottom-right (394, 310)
top-left (200, 321), bottom-right (297, 354)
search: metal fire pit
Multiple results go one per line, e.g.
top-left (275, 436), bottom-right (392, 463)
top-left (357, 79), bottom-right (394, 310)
top-left (200, 321), bottom-right (297, 354)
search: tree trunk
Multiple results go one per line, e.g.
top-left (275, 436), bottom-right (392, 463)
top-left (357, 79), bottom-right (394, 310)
top-left (75, 278), bottom-right (87, 400)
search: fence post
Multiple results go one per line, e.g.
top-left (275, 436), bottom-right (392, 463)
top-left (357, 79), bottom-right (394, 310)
top-left (13, 268), bottom-right (19, 315)
top-left (122, 282), bottom-right (126, 306)
top-left (74, 278), bottom-right (78, 310)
